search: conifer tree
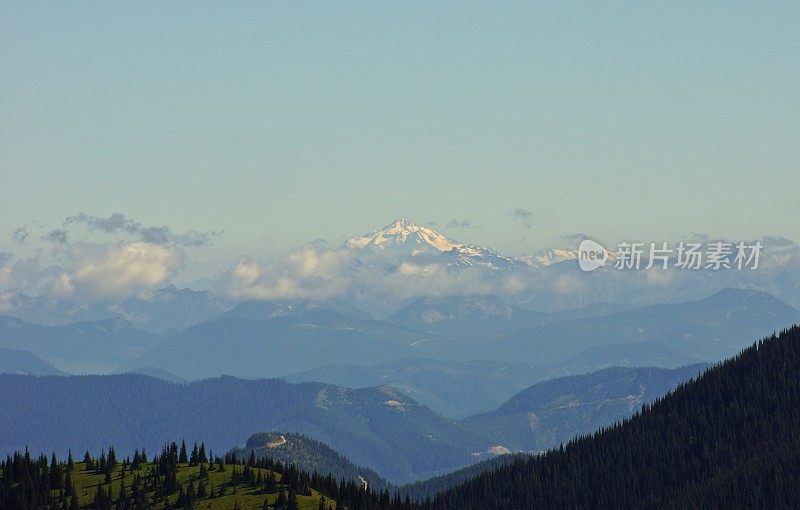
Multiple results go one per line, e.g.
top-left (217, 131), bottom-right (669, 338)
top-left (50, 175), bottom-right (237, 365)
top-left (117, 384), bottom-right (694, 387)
top-left (199, 443), bottom-right (208, 464)
top-left (108, 446), bottom-right (116, 471)
top-left (179, 440), bottom-right (188, 464)
top-left (190, 442), bottom-right (198, 466)
top-left (287, 484), bottom-right (299, 510)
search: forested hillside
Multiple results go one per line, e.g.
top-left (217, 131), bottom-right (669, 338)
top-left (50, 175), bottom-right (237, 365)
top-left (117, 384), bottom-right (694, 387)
top-left (0, 375), bottom-right (479, 483)
top-left (0, 441), bottom-right (402, 510)
top-left (420, 326), bottom-right (800, 509)
top-left (0, 361), bottom-right (707, 484)
top-left (230, 433), bottom-right (390, 491)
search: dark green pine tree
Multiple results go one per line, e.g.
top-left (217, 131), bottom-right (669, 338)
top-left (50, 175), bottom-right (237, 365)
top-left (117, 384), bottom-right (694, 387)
top-left (67, 449), bottom-right (74, 472)
top-left (179, 440), bottom-right (188, 464)
top-left (276, 483), bottom-right (287, 510)
top-left (175, 485), bottom-right (185, 507)
top-left (188, 481), bottom-right (197, 505)
top-left (318, 494), bottom-right (326, 510)
top-left (190, 442), bottom-right (198, 466)
top-left (287, 484), bottom-right (299, 510)
top-left (64, 471), bottom-right (75, 499)
top-left (118, 470), bottom-right (126, 506)
top-left (98, 450), bottom-right (107, 474)
top-left (107, 446), bottom-right (116, 471)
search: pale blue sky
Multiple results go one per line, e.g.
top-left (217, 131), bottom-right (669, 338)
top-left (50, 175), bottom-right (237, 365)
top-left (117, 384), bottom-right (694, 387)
top-left (2, 1), bottom-right (799, 277)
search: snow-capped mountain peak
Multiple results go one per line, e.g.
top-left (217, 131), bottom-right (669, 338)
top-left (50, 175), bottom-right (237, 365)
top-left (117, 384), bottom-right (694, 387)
top-left (346, 219), bottom-right (459, 252)
top-left (346, 219), bottom-right (525, 269)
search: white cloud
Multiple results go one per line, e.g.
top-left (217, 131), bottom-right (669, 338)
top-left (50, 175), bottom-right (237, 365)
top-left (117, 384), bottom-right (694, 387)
top-left (57, 242), bottom-right (185, 300)
top-left (216, 243), bottom-right (354, 300)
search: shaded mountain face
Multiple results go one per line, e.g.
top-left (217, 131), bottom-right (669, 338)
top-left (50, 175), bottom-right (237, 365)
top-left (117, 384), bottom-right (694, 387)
top-left (0, 348), bottom-right (66, 376)
top-left (0, 374), bottom-right (480, 484)
top-left (0, 363), bottom-right (706, 485)
top-left (0, 316), bottom-right (159, 374)
top-left (459, 364), bottom-right (707, 451)
top-left (286, 359), bottom-right (557, 418)
top-left (116, 285), bottom-right (231, 332)
top-left (1, 285), bottom-right (230, 333)
top-left (230, 432), bottom-right (390, 491)
top-left (386, 295), bottom-right (548, 337)
top-left (126, 309), bottom-right (433, 380)
top-left (412, 288), bottom-right (800, 369)
top-left (128, 287), bottom-right (797, 387)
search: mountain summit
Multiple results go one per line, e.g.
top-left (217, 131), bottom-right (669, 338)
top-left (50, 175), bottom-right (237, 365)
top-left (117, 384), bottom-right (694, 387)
top-left (346, 219), bottom-right (460, 252)
top-left (346, 219), bottom-right (524, 269)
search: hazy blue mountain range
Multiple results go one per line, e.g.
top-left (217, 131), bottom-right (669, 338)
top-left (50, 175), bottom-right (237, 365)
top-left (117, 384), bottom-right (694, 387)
top-left (0, 363), bottom-right (703, 483)
top-left (2, 286), bottom-right (793, 421)
top-left (126, 311), bottom-right (434, 380)
top-left (386, 295), bottom-right (549, 338)
top-left (459, 364), bottom-right (708, 451)
top-left (286, 359), bottom-right (558, 418)
top-left (0, 347), bottom-right (66, 376)
top-left (0, 316), bottom-right (159, 373)
top-left (126, 287), bottom-right (793, 380)
top-left (216, 297), bottom-right (373, 322)
top-left (411, 288), bottom-right (800, 368)
top-left (0, 285), bottom-right (230, 333)
top-left (0, 374), bottom-right (480, 483)
top-left (116, 288), bottom-right (799, 421)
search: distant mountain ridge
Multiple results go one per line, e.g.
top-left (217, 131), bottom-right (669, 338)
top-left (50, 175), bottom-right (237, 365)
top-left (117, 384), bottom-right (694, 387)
top-left (0, 348), bottom-right (66, 376)
top-left (0, 362), bottom-right (705, 484)
top-left (126, 308), bottom-right (435, 380)
top-left (411, 288), bottom-right (800, 369)
top-left (0, 374), bottom-right (480, 483)
top-left (125, 287), bottom-right (799, 411)
top-left (459, 364), bottom-right (708, 451)
top-left (286, 358), bottom-right (557, 418)
top-left (1, 285), bottom-right (230, 333)
top-left (387, 295), bottom-right (548, 337)
top-left (0, 316), bottom-right (159, 374)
